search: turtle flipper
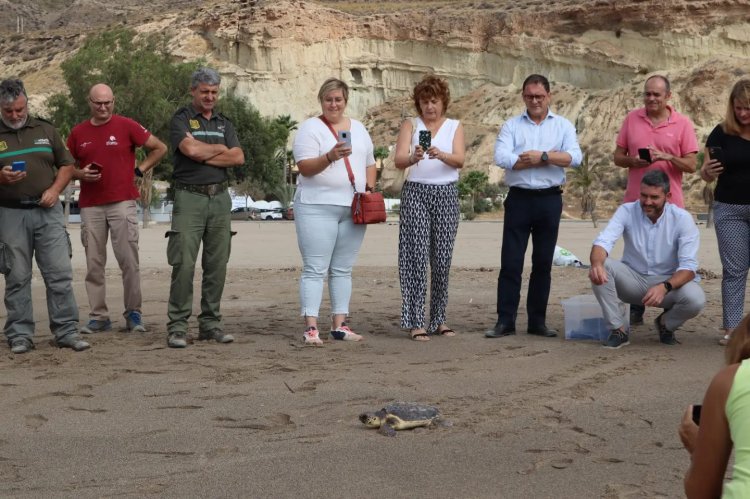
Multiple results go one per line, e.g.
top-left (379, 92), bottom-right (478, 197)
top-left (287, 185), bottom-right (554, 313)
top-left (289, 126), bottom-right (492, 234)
top-left (378, 423), bottom-right (397, 437)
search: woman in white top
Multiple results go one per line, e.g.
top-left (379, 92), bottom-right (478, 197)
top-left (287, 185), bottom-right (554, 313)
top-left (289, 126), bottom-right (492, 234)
top-left (292, 78), bottom-right (376, 346)
top-left (393, 75), bottom-right (465, 341)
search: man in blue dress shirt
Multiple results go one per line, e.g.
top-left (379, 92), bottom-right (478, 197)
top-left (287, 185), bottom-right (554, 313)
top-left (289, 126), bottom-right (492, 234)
top-left (589, 170), bottom-right (705, 348)
top-left (486, 74), bottom-right (583, 339)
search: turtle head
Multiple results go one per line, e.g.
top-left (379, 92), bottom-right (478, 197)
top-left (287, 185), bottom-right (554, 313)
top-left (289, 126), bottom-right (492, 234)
top-left (359, 412), bottom-right (382, 428)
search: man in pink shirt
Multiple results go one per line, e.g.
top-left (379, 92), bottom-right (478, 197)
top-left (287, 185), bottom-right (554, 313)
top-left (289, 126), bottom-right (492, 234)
top-left (67, 84), bottom-right (167, 334)
top-left (613, 74), bottom-right (698, 325)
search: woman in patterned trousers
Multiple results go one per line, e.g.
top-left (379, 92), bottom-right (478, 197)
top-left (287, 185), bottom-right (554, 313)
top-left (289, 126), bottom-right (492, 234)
top-left (393, 75), bottom-right (466, 341)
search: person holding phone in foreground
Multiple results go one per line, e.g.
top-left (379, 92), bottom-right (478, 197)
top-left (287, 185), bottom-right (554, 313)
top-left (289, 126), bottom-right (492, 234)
top-left (67, 84), bottom-right (167, 335)
top-left (613, 75), bottom-right (699, 327)
top-left (679, 312), bottom-right (750, 498)
top-left (0, 79), bottom-right (90, 353)
top-left (486, 74), bottom-right (582, 340)
top-left (394, 75), bottom-right (464, 341)
top-left (701, 80), bottom-right (750, 346)
top-left (292, 78), bottom-right (376, 346)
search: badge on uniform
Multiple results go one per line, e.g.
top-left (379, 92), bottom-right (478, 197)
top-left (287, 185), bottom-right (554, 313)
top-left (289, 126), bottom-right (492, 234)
top-left (0, 141), bottom-right (6, 152)
top-left (189, 119), bottom-right (200, 130)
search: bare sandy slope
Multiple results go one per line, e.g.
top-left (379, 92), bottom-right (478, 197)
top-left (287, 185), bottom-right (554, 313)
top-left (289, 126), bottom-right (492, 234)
top-left (0, 220), bottom-right (728, 498)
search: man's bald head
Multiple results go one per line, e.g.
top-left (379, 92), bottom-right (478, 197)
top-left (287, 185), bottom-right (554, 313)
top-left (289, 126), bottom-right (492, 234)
top-left (88, 83), bottom-right (115, 125)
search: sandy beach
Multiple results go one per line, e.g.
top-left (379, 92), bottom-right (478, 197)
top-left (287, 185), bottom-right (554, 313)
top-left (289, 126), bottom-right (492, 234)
top-left (0, 219), bottom-right (729, 498)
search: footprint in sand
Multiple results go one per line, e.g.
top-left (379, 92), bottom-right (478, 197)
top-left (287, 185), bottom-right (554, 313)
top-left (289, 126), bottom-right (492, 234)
top-left (25, 414), bottom-right (47, 429)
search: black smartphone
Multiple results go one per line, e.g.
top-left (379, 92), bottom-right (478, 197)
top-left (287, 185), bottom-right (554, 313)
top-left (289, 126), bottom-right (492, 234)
top-left (692, 404), bottom-right (702, 425)
top-left (638, 148), bottom-right (652, 163)
top-left (708, 146), bottom-right (724, 164)
top-left (337, 130), bottom-right (352, 148)
top-left (89, 162), bottom-right (102, 173)
top-left (11, 160), bottom-right (26, 172)
top-left (419, 130), bottom-right (431, 150)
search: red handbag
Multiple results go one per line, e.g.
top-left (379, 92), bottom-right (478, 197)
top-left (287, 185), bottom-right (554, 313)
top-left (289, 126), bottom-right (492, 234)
top-left (319, 116), bottom-right (386, 224)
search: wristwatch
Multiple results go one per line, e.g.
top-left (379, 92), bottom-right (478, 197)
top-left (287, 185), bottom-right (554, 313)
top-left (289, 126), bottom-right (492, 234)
top-left (662, 281), bottom-right (673, 292)
top-left (541, 151), bottom-right (549, 162)
top-left (134, 167), bottom-right (143, 178)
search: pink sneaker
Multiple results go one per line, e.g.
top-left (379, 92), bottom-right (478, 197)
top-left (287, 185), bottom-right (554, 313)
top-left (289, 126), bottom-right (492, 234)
top-left (330, 323), bottom-right (363, 341)
top-left (303, 326), bottom-right (323, 346)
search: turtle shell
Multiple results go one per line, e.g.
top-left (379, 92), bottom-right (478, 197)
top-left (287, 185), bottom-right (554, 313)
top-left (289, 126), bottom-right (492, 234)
top-left (383, 402), bottom-right (439, 422)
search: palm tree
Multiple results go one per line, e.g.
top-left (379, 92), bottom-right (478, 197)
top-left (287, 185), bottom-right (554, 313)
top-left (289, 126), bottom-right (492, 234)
top-left (568, 152), bottom-right (599, 227)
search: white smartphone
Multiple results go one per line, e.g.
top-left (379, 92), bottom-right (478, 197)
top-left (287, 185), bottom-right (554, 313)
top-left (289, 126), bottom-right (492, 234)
top-left (338, 130), bottom-right (352, 147)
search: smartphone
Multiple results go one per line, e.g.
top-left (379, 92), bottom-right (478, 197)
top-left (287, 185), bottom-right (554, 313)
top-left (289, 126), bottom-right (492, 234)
top-left (419, 130), bottom-right (431, 151)
top-left (337, 130), bottom-right (352, 148)
top-left (708, 146), bottom-right (724, 164)
top-left (692, 404), bottom-right (702, 425)
top-left (89, 162), bottom-right (102, 173)
top-left (637, 148), bottom-right (652, 163)
top-left (11, 160), bottom-right (26, 172)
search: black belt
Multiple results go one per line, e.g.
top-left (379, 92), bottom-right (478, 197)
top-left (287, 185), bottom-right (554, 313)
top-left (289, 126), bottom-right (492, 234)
top-left (0, 198), bottom-right (41, 209)
top-left (174, 181), bottom-right (228, 196)
top-left (509, 186), bottom-right (562, 196)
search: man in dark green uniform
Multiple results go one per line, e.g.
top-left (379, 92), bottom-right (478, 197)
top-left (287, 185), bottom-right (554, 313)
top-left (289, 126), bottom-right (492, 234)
top-left (0, 79), bottom-right (90, 354)
top-left (166, 67), bottom-right (245, 348)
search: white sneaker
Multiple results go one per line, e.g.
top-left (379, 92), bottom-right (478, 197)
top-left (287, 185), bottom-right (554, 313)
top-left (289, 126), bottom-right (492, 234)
top-left (330, 324), bottom-right (363, 341)
top-left (303, 326), bottom-right (323, 346)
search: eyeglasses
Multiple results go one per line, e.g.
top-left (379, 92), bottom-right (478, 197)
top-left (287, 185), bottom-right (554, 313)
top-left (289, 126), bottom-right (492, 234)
top-left (90, 99), bottom-right (113, 107)
top-left (523, 94), bottom-right (547, 102)
top-left (642, 92), bottom-right (663, 98)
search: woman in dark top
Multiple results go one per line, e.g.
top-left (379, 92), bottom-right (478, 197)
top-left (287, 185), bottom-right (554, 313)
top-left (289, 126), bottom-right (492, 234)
top-left (701, 79), bottom-right (750, 345)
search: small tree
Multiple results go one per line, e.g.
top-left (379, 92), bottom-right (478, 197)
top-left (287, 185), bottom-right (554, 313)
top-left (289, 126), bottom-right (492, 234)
top-left (374, 146), bottom-right (389, 189)
top-left (568, 152), bottom-right (599, 227)
top-left (457, 170), bottom-right (489, 217)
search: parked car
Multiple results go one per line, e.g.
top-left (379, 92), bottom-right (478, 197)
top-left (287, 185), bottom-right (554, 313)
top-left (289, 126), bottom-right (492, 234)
top-left (256, 209), bottom-right (283, 221)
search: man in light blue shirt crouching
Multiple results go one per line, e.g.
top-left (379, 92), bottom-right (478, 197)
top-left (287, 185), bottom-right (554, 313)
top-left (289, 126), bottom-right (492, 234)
top-left (588, 169), bottom-right (705, 348)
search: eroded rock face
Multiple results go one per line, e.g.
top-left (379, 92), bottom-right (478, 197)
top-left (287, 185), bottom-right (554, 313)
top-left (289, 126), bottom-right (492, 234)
top-left (171, 0), bottom-right (748, 212)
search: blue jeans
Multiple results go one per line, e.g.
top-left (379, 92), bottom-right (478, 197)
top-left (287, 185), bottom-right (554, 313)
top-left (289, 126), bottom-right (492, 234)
top-left (0, 203), bottom-right (79, 342)
top-left (294, 203), bottom-right (366, 318)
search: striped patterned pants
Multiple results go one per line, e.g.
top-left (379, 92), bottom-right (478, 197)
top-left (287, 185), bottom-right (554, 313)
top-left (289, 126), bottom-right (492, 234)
top-left (398, 181), bottom-right (459, 332)
top-left (714, 201), bottom-right (750, 330)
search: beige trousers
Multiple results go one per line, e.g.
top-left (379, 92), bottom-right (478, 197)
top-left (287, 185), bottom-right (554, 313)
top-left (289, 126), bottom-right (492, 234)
top-left (80, 200), bottom-right (141, 321)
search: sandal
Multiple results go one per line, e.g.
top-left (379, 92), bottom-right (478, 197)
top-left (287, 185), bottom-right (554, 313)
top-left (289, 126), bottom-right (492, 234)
top-left (719, 334), bottom-right (731, 346)
top-left (410, 329), bottom-right (430, 342)
top-left (434, 326), bottom-right (456, 337)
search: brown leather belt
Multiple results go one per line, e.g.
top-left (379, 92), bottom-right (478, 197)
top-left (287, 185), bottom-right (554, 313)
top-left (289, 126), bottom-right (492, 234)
top-left (174, 181), bottom-right (228, 197)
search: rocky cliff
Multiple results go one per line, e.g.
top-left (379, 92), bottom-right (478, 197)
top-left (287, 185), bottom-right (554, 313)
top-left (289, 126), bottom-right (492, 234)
top-left (4, 0), bottom-right (750, 214)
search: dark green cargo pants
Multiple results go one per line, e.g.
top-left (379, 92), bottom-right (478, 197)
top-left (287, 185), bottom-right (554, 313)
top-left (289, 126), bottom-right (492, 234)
top-left (166, 189), bottom-right (234, 335)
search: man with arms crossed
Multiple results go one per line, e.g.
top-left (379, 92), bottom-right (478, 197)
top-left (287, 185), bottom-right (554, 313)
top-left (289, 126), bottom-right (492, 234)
top-left (486, 74), bottom-right (582, 339)
top-left (166, 67), bottom-right (245, 348)
top-left (0, 79), bottom-right (89, 353)
top-left (613, 75), bottom-right (699, 326)
top-left (589, 170), bottom-right (705, 349)
top-left (67, 83), bottom-right (167, 334)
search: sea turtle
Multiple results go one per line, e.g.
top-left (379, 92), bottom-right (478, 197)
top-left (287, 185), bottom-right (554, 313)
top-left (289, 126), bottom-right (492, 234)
top-left (359, 402), bottom-right (445, 436)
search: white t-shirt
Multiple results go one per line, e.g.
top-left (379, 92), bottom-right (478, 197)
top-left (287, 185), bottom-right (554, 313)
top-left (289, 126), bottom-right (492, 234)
top-left (292, 117), bottom-right (375, 206)
top-left (407, 117), bottom-right (460, 185)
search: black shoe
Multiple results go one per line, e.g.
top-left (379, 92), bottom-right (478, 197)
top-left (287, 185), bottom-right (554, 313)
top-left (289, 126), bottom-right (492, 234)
top-left (485, 323), bottom-right (516, 338)
top-left (630, 306), bottom-right (644, 326)
top-left (654, 312), bottom-right (679, 345)
top-left (527, 326), bottom-right (558, 337)
top-left (603, 328), bottom-right (630, 349)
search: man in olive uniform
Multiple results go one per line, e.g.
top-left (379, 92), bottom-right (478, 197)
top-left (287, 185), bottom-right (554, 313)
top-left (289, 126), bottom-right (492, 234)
top-left (165, 67), bottom-right (245, 348)
top-left (0, 79), bottom-right (90, 354)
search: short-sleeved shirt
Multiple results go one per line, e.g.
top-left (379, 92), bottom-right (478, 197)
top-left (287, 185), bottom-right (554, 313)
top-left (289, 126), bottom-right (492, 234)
top-left (724, 359), bottom-right (750, 498)
top-left (67, 115), bottom-right (151, 208)
top-left (494, 109), bottom-right (583, 189)
top-left (292, 117), bottom-right (375, 206)
top-left (0, 116), bottom-right (74, 201)
top-left (705, 124), bottom-right (750, 205)
top-left (169, 105), bottom-right (241, 185)
top-left (616, 106), bottom-right (699, 208)
top-left (593, 201), bottom-right (700, 277)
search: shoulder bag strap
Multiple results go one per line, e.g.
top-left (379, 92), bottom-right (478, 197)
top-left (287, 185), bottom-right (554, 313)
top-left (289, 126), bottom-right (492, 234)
top-left (319, 115), bottom-right (356, 192)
